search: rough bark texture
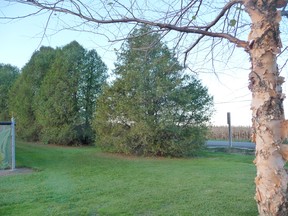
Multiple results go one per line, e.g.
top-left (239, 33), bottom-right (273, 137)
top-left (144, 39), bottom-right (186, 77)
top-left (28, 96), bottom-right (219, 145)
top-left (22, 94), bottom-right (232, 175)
top-left (245, 0), bottom-right (288, 215)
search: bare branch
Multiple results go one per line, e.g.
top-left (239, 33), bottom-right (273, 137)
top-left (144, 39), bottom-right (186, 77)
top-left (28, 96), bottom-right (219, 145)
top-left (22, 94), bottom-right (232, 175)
top-left (6, 0), bottom-right (246, 48)
top-left (1, 0), bottom-right (249, 72)
top-left (37, 10), bottom-right (54, 50)
top-left (194, 0), bottom-right (244, 29)
top-left (0, 7), bottom-right (45, 20)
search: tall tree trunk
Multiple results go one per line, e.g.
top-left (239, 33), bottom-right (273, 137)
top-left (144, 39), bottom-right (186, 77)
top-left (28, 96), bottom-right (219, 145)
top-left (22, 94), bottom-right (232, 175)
top-left (245, 0), bottom-right (288, 215)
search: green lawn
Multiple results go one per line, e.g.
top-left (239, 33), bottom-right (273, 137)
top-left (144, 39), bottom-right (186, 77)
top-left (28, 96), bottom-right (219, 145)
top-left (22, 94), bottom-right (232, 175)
top-left (0, 141), bottom-right (258, 216)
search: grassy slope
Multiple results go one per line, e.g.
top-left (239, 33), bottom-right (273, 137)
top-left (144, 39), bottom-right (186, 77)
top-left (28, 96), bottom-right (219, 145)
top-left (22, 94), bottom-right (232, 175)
top-left (0, 141), bottom-right (258, 216)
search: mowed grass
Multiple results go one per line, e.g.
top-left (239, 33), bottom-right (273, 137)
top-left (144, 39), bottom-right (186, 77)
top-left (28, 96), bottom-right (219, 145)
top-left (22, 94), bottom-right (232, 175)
top-left (0, 141), bottom-right (258, 216)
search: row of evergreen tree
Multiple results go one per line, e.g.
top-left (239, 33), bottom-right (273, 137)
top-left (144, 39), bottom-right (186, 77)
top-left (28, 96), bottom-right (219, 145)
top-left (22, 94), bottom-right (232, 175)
top-left (2, 41), bottom-right (108, 145)
top-left (0, 26), bottom-right (214, 156)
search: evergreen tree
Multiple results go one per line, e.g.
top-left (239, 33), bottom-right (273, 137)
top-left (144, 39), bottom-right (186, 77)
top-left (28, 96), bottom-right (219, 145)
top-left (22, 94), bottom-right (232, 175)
top-left (78, 49), bottom-right (108, 144)
top-left (8, 0), bottom-right (288, 213)
top-left (36, 41), bottom-right (85, 145)
top-left (9, 42), bottom-right (107, 144)
top-left (94, 26), bottom-right (213, 157)
top-left (36, 41), bottom-right (107, 145)
top-left (0, 64), bottom-right (19, 121)
top-left (9, 47), bottom-right (56, 140)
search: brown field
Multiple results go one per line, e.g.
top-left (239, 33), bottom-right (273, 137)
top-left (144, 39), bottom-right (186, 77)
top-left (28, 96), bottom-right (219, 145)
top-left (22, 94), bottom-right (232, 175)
top-left (208, 126), bottom-right (252, 141)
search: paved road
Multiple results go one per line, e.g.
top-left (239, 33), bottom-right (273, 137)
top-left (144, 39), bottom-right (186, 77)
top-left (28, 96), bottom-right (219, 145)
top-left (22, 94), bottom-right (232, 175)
top-left (206, 140), bottom-right (255, 150)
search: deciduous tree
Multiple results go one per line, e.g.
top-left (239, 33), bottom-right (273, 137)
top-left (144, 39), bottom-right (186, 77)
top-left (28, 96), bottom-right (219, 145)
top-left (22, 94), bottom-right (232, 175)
top-left (3, 0), bottom-right (288, 214)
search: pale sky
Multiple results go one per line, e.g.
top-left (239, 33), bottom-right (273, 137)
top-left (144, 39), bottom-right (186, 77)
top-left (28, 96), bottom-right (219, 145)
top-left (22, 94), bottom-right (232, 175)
top-left (1, 2), bottom-right (287, 127)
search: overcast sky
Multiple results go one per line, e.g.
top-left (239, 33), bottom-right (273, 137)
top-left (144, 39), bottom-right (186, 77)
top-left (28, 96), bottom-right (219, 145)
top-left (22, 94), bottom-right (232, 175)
top-left (2, 2), bottom-right (287, 127)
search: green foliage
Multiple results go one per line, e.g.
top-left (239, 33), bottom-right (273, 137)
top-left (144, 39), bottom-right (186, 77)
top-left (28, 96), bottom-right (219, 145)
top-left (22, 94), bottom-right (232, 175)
top-left (9, 47), bottom-right (56, 141)
top-left (36, 41), bottom-right (86, 145)
top-left (94, 26), bottom-right (214, 157)
top-left (36, 41), bottom-right (107, 145)
top-left (9, 42), bottom-right (107, 145)
top-left (0, 64), bottom-right (19, 121)
top-left (78, 49), bottom-right (108, 143)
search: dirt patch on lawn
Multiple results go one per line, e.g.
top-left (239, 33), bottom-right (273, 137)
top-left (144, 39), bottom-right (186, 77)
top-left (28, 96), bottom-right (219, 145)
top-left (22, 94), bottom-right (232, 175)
top-left (0, 168), bottom-right (35, 177)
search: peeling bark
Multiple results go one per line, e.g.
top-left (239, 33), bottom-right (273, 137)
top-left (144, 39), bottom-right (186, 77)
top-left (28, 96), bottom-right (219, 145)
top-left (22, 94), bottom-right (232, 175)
top-left (4, 0), bottom-right (288, 215)
top-left (244, 0), bottom-right (288, 215)
top-left (280, 144), bottom-right (288, 161)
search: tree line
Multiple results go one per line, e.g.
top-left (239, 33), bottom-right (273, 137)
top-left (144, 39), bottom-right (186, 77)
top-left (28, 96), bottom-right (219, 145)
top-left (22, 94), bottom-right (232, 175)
top-left (0, 26), bottom-right (213, 156)
top-left (3, 0), bottom-right (287, 214)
